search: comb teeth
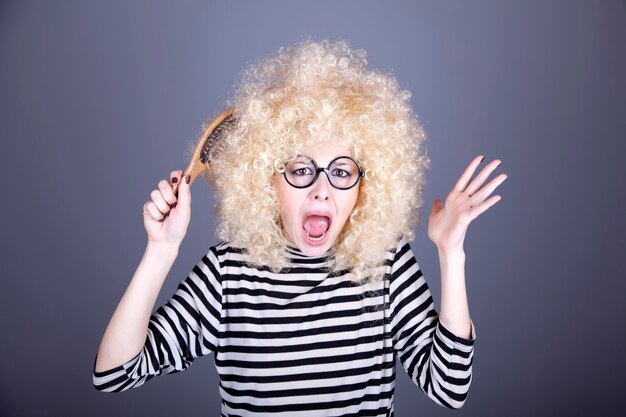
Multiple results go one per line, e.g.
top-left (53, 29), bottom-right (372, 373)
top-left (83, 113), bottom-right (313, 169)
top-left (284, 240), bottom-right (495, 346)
top-left (200, 114), bottom-right (236, 164)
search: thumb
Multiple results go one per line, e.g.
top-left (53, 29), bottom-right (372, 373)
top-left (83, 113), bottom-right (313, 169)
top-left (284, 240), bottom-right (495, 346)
top-left (430, 199), bottom-right (444, 216)
top-left (176, 174), bottom-right (192, 211)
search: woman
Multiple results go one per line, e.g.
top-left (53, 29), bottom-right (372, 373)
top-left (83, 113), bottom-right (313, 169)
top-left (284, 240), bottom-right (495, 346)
top-left (93, 39), bottom-right (507, 416)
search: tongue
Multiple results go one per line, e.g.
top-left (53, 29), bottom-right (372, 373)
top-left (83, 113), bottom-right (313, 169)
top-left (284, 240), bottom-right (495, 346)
top-left (303, 215), bottom-right (330, 238)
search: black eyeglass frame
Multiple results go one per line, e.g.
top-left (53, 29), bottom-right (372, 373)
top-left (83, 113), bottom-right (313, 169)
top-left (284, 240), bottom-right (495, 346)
top-left (276, 155), bottom-right (365, 190)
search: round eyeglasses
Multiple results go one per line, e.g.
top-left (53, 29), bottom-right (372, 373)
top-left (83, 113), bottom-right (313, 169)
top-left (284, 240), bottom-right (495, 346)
top-left (275, 155), bottom-right (365, 190)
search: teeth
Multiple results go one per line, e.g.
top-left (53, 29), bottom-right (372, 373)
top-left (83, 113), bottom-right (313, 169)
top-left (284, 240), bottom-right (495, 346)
top-left (305, 230), bottom-right (325, 241)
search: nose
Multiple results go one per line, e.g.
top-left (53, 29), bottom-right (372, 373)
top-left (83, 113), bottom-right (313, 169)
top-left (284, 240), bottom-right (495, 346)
top-left (311, 171), bottom-right (331, 201)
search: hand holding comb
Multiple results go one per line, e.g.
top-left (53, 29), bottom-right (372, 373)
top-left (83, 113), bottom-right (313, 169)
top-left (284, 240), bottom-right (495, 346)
top-left (171, 107), bottom-right (236, 196)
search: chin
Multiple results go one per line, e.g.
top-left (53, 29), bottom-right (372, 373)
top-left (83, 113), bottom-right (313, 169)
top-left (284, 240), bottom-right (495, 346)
top-left (299, 243), bottom-right (332, 257)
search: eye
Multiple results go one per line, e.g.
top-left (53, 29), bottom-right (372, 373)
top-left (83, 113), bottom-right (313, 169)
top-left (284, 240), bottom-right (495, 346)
top-left (331, 168), bottom-right (350, 178)
top-left (292, 166), bottom-right (314, 176)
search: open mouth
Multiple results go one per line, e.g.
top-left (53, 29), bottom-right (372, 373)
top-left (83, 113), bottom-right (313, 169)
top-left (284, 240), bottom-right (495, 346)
top-left (302, 215), bottom-right (331, 243)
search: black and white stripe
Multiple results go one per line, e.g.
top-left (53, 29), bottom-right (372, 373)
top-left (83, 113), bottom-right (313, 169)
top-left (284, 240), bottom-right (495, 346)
top-left (93, 238), bottom-right (475, 415)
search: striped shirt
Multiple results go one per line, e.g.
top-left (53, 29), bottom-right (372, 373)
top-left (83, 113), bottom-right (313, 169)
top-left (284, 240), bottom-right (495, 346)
top-left (93, 238), bottom-right (475, 416)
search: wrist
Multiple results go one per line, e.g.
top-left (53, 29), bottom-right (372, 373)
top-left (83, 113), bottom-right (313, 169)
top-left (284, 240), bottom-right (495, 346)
top-left (437, 246), bottom-right (466, 259)
top-left (437, 247), bottom-right (466, 287)
top-left (145, 240), bottom-right (180, 260)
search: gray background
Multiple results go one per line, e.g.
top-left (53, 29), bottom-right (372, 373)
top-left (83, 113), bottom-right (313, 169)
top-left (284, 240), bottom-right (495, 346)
top-left (1, 1), bottom-right (625, 416)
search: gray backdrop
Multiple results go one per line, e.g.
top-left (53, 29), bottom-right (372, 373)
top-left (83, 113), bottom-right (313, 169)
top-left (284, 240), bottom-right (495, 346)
top-left (1, 1), bottom-right (625, 416)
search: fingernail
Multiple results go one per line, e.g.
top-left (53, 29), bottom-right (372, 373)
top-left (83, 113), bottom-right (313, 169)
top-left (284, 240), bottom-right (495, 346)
top-left (480, 155), bottom-right (485, 163)
top-left (185, 175), bottom-right (190, 184)
top-left (171, 177), bottom-right (178, 184)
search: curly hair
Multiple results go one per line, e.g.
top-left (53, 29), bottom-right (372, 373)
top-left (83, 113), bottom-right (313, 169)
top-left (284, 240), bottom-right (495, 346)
top-left (208, 39), bottom-right (430, 284)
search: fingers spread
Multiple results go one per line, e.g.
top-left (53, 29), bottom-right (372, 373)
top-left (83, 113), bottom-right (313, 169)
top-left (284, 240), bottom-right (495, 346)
top-left (470, 173), bottom-right (508, 204)
top-left (468, 194), bottom-right (502, 220)
top-left (454, 155), bottom-right (484, 192)
top-left (465, 159), bottom-right (503, 196)
top-left (430, 199), bottom-right (444, 216)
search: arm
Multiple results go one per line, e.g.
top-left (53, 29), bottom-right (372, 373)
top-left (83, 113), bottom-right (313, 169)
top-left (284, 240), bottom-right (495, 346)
top-left (94, 242), bottom-right (179, 373)
top-left (95, 170), bottom-right (191, 373)
top-left (393, 155), bottom-right (506, 408)
top-left (92, 247), bottom-right (223, 392)
top-left (429, 155), bottom-right (507, 338)
top-left (391, 240), bottom-right (475, 410)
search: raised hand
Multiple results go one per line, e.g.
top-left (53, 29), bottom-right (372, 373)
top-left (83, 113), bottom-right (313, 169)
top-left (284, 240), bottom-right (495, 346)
top-left (428, 155), bottom-right (507, 254)
top-left (142, 170), bottom-right (192, 247)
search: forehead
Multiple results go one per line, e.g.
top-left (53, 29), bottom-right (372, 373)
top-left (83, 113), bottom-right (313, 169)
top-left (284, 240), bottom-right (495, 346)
top-left (298, 143), bottom-right (355, 164)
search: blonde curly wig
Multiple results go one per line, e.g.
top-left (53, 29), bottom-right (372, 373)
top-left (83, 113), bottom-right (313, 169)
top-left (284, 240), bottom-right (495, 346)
top-left (208, 39), bottom-right (430, 284)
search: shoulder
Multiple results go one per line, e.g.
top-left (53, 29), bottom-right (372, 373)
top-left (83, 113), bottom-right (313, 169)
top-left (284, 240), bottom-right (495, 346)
top-left (193, 242), bottom-right (246, 277)
top-left (386, 235), bottom-right (416, 264)
top-left (210, 241), bottom-right (247, 258)
top-left (206, 241), bottom-right (259, 272)
top-left (388, 236), bottom-right (422, 280)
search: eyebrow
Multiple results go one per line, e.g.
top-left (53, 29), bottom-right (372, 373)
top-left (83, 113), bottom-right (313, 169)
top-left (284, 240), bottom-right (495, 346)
top-left (292, 154), bottom-right (355, 167)
top-left (331, 160), bottom-right (350, 166)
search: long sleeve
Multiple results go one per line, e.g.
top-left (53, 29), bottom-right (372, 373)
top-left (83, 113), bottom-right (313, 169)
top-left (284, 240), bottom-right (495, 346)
top-left (93, 246), bottom-right (223, 392)
top-left (390, 239), bottom-right (476, 409)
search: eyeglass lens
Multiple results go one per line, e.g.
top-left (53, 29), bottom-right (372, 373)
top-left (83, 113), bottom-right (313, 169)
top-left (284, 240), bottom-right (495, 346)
top-left (285, 156), bottom-right (361, 189)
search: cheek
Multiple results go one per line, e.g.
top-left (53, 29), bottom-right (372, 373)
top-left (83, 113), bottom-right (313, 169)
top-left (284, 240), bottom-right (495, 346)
top-left (338, 190), bottom-right (360, 219)
top-left (276, 181), bottom-right (304, 230)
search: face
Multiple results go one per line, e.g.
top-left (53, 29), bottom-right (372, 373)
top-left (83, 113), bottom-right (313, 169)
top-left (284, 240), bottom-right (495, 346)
top-left (275, 144), bottom-right (360, 256)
